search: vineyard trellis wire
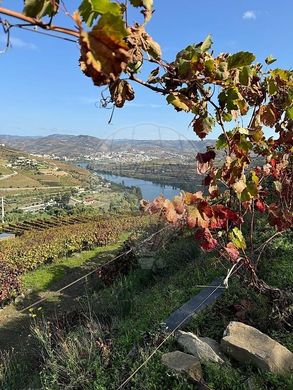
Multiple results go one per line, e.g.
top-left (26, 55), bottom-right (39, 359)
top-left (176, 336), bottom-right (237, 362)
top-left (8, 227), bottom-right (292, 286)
top-left (117, 259), bottom-right (244, 389)
top-left (18, 225), bottom-right (170, 314)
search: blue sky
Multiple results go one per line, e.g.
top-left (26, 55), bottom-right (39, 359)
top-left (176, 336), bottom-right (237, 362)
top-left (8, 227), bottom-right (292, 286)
top-left (0, 0), bottom-right (292, 140)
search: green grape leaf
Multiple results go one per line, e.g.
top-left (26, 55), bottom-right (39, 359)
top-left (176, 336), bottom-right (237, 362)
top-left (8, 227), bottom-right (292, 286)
top-left (216, 134), bottom-right (228, 149)
top-left (267, 79), bottom-right (278, 95)
top-left (147, 67), bottom-right (160, 83)
top-left (218, 87), bottom-right (239, 111)
top-left (79, 0), bottom-right (122, 27)
top-left (239, 66), bottom-right (252, 85)
top-left (23, 0), bottom-right (59, 18)
top-left (227, 51), bottom-right (255, 70)
top-left (78, 0), bottom-right (96, 26)
top-left (229, 227), bottom-right (247, 249)
top-left (265, 55), bottom-right (277, 65)
top-left (200, 34), bottom-right (213, 52)
top-left (286, 106), bottom-right (293, 119)
top-left (90, 0), bottom-right (121, 15)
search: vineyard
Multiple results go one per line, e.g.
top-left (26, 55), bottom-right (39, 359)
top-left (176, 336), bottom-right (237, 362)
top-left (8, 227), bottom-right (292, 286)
top-left (0, 214), bottom-right (151, 305)
top-left (0, 215), bottom-right (101, 236)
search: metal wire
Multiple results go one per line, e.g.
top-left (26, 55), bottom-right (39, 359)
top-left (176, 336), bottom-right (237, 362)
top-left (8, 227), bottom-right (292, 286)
top-left (117, 260), bottom-right (244, 389)
top-left (0, 18), bottom-right (77, 47)
top-left (19, 225), bottom-right (169, 314)
top-left (0, 18), bottom-right (11, 53)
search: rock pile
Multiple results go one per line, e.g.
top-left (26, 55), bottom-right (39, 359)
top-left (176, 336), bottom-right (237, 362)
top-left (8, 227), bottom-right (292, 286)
top-left (161, 321), bottom-right (293, 387)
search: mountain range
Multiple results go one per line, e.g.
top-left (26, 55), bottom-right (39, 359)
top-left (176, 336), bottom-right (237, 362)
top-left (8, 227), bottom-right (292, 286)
top-left (0, 134), bottom-right (215, 157)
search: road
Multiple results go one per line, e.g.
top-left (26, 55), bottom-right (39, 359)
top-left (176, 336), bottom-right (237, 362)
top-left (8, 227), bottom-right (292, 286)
top-left (0, 185), bottom-right (73, 191)
top-left (0, 171), bottom-right (17, 181)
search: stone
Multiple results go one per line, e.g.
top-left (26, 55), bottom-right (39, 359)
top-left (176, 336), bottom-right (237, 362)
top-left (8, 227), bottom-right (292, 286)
top-left (161, 350), bottom-right (202, 382)
top-left (177, 330), bottom-right (225, 364)
top-left (221, 321), bottom-right (293, 374)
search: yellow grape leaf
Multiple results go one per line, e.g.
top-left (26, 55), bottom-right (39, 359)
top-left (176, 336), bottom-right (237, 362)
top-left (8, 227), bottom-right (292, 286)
top-left (229, 227), bottom-right (246, 249)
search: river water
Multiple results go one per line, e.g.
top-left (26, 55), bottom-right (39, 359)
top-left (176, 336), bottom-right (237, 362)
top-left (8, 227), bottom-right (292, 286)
top-left (77, 162), bottom-right (181, 199)
top-left (99, 173), bottom-right (181, 200)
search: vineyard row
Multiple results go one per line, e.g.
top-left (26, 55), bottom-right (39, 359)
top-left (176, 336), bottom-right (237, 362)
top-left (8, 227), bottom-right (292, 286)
top-left (0, 214), bottom-right (151, 305)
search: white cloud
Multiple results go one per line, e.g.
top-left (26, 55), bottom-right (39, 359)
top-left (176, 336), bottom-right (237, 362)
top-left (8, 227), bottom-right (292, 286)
top-left (0, 36), bottom-right (37, 50)
top-left (243, 10), bottom-right (256, 20)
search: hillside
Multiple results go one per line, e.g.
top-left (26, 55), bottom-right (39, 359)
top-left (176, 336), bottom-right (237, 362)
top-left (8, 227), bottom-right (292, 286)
top-left (0, 134), bottom-right (215, 158)
top-left (0, 145), bottom-right (91, 190)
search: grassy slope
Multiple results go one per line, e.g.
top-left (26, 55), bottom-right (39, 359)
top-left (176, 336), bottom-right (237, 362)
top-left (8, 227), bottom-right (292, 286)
top-left (22, 232), bottom-right (130, 293)
top-left (1, 233), bottom-right (292, 389)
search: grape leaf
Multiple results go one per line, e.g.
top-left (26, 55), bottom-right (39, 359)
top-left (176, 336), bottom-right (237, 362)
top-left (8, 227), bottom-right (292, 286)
top-left (187, 205), bottom-right (210, 229)
top-left (216, 134), bottom-right (229, 149)
top-left (23, 0), bottom-right (59, 18)
top-left (79, 14), bottom-right (130, 86)
top-left (194, 228), bottom-right (218, 251)
top-left (200, 34), bottom-right (213, 52)
top-left (255, 199), bottom-right (265, 213)
top-left (286, 106), bottom-right (293, 119)
top-left (223, 242), bottom-right (240, 261)
top-left (265, 55), bottom-right (277, 65)
top-left (79, 0), bottom-right (122, 26)
top-left (218, 87), bottom-right (239, 111)
top-left (144, 35), bottom-right (162, 59)
top-left (229, 227), bottom-right (246, 249)
top-left (167, 93), bottom-right (194, 112)
top-left (196, 150), bottom-right (216, 174)
top-left (147, 67), bottom-right (160, 83)
top-left (227, 51), bottom-right (255, 70)
top-left (193, 116), bottom-right (215, 139)
top-left (259, 105), bottom-right (276, 127)
top-left (109, 79), bottom-right (135, 108)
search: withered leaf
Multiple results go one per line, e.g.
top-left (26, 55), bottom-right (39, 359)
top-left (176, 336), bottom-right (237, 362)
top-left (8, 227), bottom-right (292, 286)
top-left (79, 14), bottom-right (130, 86)
top-left (259, 104), bottom-right (277, 127)
top-left (109, 79), bottom-right (135, 108)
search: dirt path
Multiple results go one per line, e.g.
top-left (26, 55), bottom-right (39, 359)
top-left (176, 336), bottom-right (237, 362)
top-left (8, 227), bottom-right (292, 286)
top-left (0, 244), bottom-right (122, 352)
top-left (0, 171), bottom-right (17, 181)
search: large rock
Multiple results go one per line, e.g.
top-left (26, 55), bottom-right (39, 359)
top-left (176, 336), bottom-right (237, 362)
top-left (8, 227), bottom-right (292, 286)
top-left (177, 330), bottom-right (225, 364)
top-left (221, 321), bottom-right (293, 374)
top-left (161, 351), bottom-right (202, 382)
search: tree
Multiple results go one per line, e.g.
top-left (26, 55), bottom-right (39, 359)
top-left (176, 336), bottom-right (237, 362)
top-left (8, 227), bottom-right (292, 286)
top-left (0, 1), bottom-right (292, 300)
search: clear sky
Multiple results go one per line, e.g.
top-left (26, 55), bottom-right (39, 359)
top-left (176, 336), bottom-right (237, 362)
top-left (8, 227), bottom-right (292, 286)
top-left (0, 0), bottom-right (292, 140)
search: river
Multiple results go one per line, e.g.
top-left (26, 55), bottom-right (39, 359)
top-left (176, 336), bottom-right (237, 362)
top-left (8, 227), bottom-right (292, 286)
top-left (77, 162), bottom-right (182, 199)
top-left (99, 173), bottom-right (181, 200)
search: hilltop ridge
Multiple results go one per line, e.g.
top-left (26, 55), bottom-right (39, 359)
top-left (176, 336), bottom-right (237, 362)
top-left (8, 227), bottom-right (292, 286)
top-left (0, 134), bottom-right (215, 158)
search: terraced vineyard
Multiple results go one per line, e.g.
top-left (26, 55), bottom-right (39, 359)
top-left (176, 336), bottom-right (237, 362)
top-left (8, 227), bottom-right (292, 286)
top-left (0, 214), bottom-right (151, 305)
top-left (1, 215), bottom-right (100, 236)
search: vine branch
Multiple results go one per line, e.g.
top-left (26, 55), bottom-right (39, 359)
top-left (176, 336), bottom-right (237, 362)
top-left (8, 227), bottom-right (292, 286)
top-left (0, 7), bottom-right (79, 38)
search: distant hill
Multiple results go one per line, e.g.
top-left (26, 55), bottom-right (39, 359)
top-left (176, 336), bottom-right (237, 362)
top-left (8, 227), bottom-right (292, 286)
top-left (0, 134), bottom-right (215, 157)
top-left (0, 145), bottom-right (91, 190)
